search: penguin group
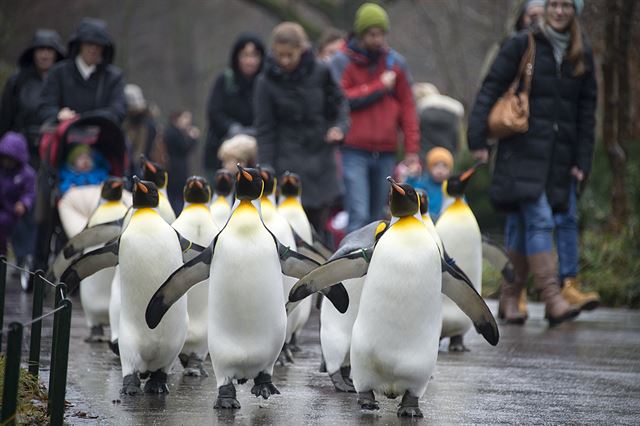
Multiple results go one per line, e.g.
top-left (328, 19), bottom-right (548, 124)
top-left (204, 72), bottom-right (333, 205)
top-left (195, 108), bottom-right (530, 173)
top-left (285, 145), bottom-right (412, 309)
top-left (51, 159), bottom-right (500, 417)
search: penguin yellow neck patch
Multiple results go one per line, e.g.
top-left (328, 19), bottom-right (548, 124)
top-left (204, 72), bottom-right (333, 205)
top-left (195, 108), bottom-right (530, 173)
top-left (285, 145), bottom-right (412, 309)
top-left (184, 203), bottom-right (209, 212)
top-left (446, 198), bottom-right (470, 215)
top-left (133, 207), bottom-right (156, 217)
top-left (392, 216), bottom-right (424, 230)
top-left (280, 197), bottom-right (300, 209)
top-left (213, 196), bottom-right (230, 207)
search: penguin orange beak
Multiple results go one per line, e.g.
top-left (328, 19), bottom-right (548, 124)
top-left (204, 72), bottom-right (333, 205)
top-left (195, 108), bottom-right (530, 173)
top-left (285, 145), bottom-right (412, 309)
top-left (136, 182), bottom-right (148, 193)
top-left (146, 161), bottom-right (157, 174)
top-left (387, 176), bottom-right (405, 195)
top-left (111, 181), bottom-right (123, 189)
top-left (260, 170), bottom-right (269, 182)
top-left (460, 167), bottom-right (476, 182)
top-left (237, 164), bottom-right (253, 181)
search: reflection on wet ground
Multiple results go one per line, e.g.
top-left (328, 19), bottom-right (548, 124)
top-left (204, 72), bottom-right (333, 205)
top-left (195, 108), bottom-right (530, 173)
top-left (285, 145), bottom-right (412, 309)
top-left (4, 278), bottom-right (640, 425)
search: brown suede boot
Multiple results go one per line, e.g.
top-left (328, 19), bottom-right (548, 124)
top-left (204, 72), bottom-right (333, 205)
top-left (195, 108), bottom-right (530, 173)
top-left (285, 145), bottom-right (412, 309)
top-left (528, 252), bottom-right (580, 326)
top-left (561, 277), bottom-right (600, 311)
top-left (498, 251), bottom-right (528, 324)
top-left (518, 288), bottom-right (529, 317)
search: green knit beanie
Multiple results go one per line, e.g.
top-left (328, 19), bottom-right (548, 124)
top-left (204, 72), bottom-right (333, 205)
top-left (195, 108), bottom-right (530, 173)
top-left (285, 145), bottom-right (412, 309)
top-left (66, 144), bottom-right (91, 166)
top-left (354, 3), bottom-right (389, 36)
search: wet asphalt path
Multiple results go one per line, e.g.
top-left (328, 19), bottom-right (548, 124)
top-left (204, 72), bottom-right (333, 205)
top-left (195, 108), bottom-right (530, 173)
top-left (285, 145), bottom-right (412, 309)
top-left (3, 273), bottom-right (640, 425)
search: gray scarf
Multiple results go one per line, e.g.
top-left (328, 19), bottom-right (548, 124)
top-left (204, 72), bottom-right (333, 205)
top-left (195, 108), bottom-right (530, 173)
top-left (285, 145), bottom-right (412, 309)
top-left (544, 25), bottom-right (571, 69)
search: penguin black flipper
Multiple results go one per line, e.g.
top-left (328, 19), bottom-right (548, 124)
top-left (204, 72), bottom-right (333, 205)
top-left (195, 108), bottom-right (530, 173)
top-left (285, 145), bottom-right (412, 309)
top-left (60, 239), bottom-right (120, 293)
top-left (50, 220), bottom-right (123, 280)
top-left (146, 243), bottom-right (215, 329)
top-left (291, 229), bottom-right (328, 263)
top-left (440, 255), bottom-right (500, 346)
top-left (285, 283), bottom-right (350, 315)
top-left (288, 247), bottom-right (374, 303)
top-left (481, 234), bottom-right (515, 283)
top-left (174, 229), bottom-right (208, 263)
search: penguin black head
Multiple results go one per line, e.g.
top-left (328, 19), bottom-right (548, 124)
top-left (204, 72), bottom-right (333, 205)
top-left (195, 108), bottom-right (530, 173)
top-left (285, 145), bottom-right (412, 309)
top-left (183, 176), bottom-right (211, 204)
top-left (258, 165), bottom-right (277, 197)
top-left (213, 169), bottom-right (234, 197)
top-left (132, 176), bottom-right (159, 208)
top-left (444, 163), bottom-right (481, 198)
top-left (101, 176), bottom-right (125, 201)
top-left (236, 165), bottom-right (263, 200)
top-left (280, 171), bottom-right (301, 197)
top-left (416, 188), bottom-right (429, 216)
top-left (140, 154), bottom-right (168, 189)
top-left (387, 177), bottom-right (419, 218)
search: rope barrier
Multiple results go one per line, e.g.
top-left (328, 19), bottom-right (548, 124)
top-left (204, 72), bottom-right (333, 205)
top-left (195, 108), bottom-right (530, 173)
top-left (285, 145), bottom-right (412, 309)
top-left (1, 258), bottom-right (59, 288)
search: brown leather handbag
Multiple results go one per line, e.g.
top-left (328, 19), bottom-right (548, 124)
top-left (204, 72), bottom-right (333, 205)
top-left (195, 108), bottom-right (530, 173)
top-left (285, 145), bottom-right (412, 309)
top-left (488, 33), bottom-right (536, 139)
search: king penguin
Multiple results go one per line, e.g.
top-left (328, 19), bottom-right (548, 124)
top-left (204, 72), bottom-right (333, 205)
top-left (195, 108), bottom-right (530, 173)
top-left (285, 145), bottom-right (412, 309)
top-left (287, 177), bottom-right (499, 417)
top-left (80, 177), bottom-right (129, 342)
top-left (276, 172), bottom-right (315, 349)
top-left (140, 154), bottom-right (176, 223)
top-left (436, 165), bottom-right (483, 352)
top-left (59, 177), bottom-right (198, 394)
top-left (172, 176), bottom-right (219, 377)
top-left (210, 169), bottom-right (234, 229)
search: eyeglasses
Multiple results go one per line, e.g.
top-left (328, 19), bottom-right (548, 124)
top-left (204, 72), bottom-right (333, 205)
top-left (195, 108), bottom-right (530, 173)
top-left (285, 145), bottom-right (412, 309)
top-left (547, 1), bottom-right (575, 11)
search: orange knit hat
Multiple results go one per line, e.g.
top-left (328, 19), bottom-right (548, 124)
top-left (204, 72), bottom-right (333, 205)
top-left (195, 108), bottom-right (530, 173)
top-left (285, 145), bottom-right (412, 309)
top-left (426, 147), bottom-right (454, 171)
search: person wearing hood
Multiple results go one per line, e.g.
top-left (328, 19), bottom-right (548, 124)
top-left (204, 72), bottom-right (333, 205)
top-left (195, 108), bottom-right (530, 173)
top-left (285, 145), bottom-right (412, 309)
top-left (38, 17), bottom-right (126, 125)
top-left (0, 132), bottom-right (36, 256)
top-left (467, 0), bottom-right (597, 326)
top-left (204, 33), bottom-right (265, 177)
top-left (330, 3), bottom-right (420, 233)
top-left (0, 29), bottom-right (65, 160)
top-left (255, 22), bottom-right (349, 239)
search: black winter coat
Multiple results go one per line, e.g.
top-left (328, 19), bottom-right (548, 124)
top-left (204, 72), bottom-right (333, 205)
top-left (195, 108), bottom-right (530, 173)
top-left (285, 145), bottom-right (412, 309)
top-left (38, 19), bottom-right (126, 125)
top-left (255, 51), bottom-right (350, 208)
top-left (468, 29), bottom-right (597, 212)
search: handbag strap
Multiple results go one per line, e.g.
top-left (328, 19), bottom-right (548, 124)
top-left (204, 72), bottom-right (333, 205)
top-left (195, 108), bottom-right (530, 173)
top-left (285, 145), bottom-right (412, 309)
top-left (508, 32), bottom-right (536, 95)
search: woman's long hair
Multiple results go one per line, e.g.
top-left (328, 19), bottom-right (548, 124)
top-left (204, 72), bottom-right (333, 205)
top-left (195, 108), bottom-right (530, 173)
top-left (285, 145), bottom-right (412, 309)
top-left (567, 19), bottom-right (587, 76)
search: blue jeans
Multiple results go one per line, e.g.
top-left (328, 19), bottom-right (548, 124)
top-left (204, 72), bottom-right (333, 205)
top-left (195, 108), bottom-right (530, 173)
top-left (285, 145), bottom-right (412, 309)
top-left (553, 182), bottom-right (578, 280)
top-left (341, 148), bottom-right (396, 233)
top-left (505, 191), bottom-right (554, 256)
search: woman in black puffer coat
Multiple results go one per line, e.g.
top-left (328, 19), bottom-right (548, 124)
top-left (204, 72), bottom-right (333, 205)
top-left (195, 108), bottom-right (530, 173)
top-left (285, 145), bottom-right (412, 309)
top-left (467, 0), bottom-right (596, 327)
top-left (255, 22), bottom-right (349, 237)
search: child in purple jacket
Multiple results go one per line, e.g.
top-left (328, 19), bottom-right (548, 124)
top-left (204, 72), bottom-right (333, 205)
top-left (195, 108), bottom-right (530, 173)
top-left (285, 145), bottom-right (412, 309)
top-left (0, 132), bottom-right (36, 255)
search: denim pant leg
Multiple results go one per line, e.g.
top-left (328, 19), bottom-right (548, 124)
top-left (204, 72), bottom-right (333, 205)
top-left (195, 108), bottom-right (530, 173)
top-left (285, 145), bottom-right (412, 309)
top-left (505, 212), bottom-right (526, 254)
top-left (11, 209), bottom-right (37, 260)
top-left (341, 149), bottom-right (371, 233)
top-left (368, 152), bottom-right (396, 223)
top-left (521, 192), bottom-right (554, 255)
top-left (554, 181), bottom-right (578, 280)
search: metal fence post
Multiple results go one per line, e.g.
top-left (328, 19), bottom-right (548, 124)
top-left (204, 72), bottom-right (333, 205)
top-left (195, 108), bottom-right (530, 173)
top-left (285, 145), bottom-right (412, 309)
top-left (28, 271), bottom-right (45, 377)
top-left (0, 256), bottom-right (6, 352)
top-left (47, 282), bottom-right (66, 406)
top-left (49, 299), bottom-right (71, 426)
top-left (1, 322), bottom-right (23, 425)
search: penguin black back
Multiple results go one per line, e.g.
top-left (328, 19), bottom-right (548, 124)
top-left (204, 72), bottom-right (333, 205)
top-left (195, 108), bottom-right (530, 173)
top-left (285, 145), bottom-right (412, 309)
top-left (101, 176), bottom-right (125, 201)
top-left (280, 172), bottom-right (301, 198)
top-left (140, 154), bottom-right (167, 188)
top-left (387, 177), bottom-right (419, 217)
top-left (416, 189), bottom-right (429, 216)
top-left (236, 165), bottom-right (263, 200)
top-left (132, 176), bottom-right (159, 208)
top-left (214, 169), bottom-right (234, 197)
top-left (184, 176), bottom-right (211, 204)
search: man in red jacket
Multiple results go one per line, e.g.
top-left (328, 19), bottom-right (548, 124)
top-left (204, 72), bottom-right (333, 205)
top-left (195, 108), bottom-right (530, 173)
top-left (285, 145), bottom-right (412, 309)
top-left (331, 3), bottom-right (420, 233)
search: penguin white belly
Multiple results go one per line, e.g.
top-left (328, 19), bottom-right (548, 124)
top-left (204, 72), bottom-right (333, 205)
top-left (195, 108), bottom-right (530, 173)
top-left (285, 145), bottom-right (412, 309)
top-left (158, 191), bottom-right (176, 223)
top-left (436, 207), bottom-right (482, 338)
top-left (278, 201), bottom-right (313, 244)
top-left (80, 202), bottom-right (129, 329)
top-left (321, 276), bottom-right (364, 375)
top-left (118, 212), bottom-right (187, 376)
top-left (208, 207), bottom-right (287, 387)
top-left (109, 266), bottom-right (121, 343)
top-left (172, 205), bottom-right (218, 360)
top-left (210, 196), bottom-right (231, 229)
top-left (351, 222), bottom-right (441, 398)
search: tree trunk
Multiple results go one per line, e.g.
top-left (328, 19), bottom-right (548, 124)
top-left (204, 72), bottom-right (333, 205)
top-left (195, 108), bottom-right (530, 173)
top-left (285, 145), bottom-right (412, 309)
top-left (602, 0), bottom-right (628, 231)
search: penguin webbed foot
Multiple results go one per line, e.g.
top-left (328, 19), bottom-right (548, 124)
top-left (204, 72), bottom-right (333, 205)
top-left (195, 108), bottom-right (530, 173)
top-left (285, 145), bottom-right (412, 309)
top-left (180, 353), bottom-right (209, 377)
top-left (120, 374), bottom-right (142, 396)
top-left (357, 390), bottom-right (379, 410)
top-left (84, 325), bottom-right (108, 343)
top-left (214, 383), bottom-right (241, 409)
top-left (397, 392), bottom-right (423, 418)
top-left (276, 344), bottom-right (294, 366)
top-left (288, 334), bottom-right (301, 352)
top-left (448, 335), bottom-right (470, 352)
top-left (251, 372), bottom-right (280, 400)
top-left (329, 370), bottom-right (356, 393)
top-left (143, 370), bottom-right (169, 394)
